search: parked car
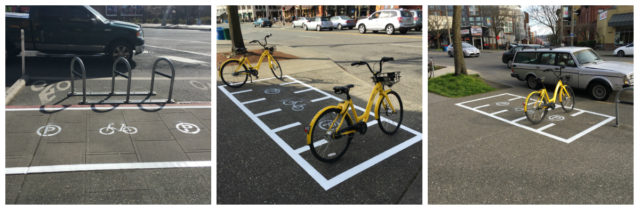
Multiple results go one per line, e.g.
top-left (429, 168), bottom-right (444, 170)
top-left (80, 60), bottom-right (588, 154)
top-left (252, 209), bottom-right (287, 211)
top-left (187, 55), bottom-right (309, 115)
top-left (304, 17), bottom-right (333, 31)
top-left (329, 16), bottom-right (355, 30)
top-left (292, 17), bottom-right (310, 28)
top-left (5, 6), bottom-right (144, 60)
top-left (613, 43), bottom-right (633, 57)
top-left (410, 10), bottom-right (422, 31)
top-left (502, 44), bottom-right (542, 68)
top-left (448, 42), bottom-right (480, 57)
top-left (356, 9), bottom-right (415, 35)
top-left (253, 18), bottom-right (272, 27)
top-left (510, 47), bottom-right (633, 100)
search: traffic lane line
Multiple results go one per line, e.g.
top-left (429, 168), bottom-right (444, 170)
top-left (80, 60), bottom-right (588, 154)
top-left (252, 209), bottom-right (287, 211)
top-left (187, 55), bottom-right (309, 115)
top-left (146, 45), bottom-right (211, 57)
top-left (6, 161), bottom-right (210, 175)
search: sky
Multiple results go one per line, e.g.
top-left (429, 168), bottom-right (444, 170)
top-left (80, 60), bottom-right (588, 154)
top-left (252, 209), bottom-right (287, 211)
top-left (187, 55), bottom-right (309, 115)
top-left (521, 5), bottom-right (553, 36)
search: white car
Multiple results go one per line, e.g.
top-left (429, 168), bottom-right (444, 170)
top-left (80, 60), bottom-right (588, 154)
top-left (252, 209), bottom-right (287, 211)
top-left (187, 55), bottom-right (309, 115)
top-left (304, 17), bottom-right (333, 31)
top-left (448, 42), bottom-right (480, 57)
top-left (613, 43), bottom-right (633, 57)
top-left (356, 9), bottom-right (415, 35)
top-left (292, 17), bottom-right (310, 28)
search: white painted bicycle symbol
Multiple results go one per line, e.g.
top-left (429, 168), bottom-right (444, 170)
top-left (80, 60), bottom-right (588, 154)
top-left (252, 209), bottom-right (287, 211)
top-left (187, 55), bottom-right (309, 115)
top-left (282, 98), bottom-right (306, 111)
top-left (37, 125), bottom-right (62, 137)
top-left (176, 122), bottom-right (200, 134)
top-left (99, 123), bottom-right (138, 135)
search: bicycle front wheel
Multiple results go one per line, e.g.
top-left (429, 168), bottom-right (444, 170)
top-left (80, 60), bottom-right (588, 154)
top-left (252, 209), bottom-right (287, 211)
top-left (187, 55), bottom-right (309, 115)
top-left (377, 91), bottom-right (403, 135)
top-left (269, 55), bottom-right (283, 79)
top-left (309, 108), bottom-right (353, 163)
top-left (524, 91), bottom-right (548, 124)
top-left (561, 85), bottom-right (575, 112)
top-left (220, 60), bottom-right (248, 88)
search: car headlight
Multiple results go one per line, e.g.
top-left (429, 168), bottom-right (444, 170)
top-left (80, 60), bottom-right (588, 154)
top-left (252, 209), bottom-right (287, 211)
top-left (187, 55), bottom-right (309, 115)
top-left (625, 74), bottom-right (633, 85)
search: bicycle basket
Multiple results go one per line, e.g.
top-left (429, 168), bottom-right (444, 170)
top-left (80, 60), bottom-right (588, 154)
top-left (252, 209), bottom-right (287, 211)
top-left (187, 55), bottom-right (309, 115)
top-left (373, 72), bottom-right (401, 86)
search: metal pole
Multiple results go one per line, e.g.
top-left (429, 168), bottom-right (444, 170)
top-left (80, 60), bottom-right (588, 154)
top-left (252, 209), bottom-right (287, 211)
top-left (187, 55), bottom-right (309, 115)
top-left (21, 29), bottom-right (25, 78)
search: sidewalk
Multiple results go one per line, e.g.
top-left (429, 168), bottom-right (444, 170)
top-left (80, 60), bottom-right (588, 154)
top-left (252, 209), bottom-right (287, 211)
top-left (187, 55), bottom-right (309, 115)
top-left (141, 23), bottom-right (211, 31)
top-left (431, 65), bottom-right (480, 78)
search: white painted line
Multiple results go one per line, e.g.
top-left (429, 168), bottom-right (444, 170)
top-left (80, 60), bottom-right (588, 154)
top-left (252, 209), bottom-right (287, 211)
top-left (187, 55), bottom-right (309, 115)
top-left (280, 81), bottom-right (298, 86)
top-left (219, 75), bottom-right (422, 190)
top-left (456, 93), bottom-right (615, 143)
top-left (6, 105), bottom-right (211, 112)
top-left (571, 110), bottom-right (585, 117)
top-left (473, 104), bottom-right (490, 109)
top-left (367, 120), bottom-right (378, 127)
top-left (218, 77), bottom-right (277, 87)
top-left (511, 116), bottom-right (527, 123)
top-left (491, 109), bottom-right (508, 115)
top-left (536, 123), bottom-right (556, 132)
top-left (311, 96), bottom-right (331, 103)
top-left (272, 122), bottom-right (302, 133)
top-left (230, 89), bottom-right (253, 95)
top-left (146, 38), bottom-right (210, 44)
top-left (28, 76), bottom-right (209, 81)
top-left (255, 108), bottom-right (282, 117)
top-left (294, 139), bottom-right (328, 154)
top-left (160, 55), bottom-right (207, 64)
top-left (146, 45), bottom-right (211, 56)
top-left (6, 161), bottom-right (211, 175)
top-left (241, 98), bottom-right (266, 105)
top-left (294, 88), bottom-right (314, 94)
top-left (508, 97), bottom-right (522, 101)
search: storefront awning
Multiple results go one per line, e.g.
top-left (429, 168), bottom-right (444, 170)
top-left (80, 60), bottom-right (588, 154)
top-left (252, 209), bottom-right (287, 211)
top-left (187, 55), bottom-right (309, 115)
top-left (608, 13), bottom-right (633, 27)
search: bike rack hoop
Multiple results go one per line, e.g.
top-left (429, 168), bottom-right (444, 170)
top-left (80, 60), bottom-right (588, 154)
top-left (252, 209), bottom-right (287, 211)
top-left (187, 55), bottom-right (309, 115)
top-left (615, 86), bottom-right (633, 127)
top-left (68, 56), bottom-right (87, 104)
top-left (149, 57), bottom-right (176, 103)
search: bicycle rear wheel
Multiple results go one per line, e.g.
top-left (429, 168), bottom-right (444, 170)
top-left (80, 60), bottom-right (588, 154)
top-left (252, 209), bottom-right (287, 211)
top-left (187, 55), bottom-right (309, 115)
top-left (220, 60), bottom-right (248, 88)
top-left (269, 55), bottom-right (283, 79)
top-left (309, 108), bottom-right (353, 163)
top-left (524, 91), bottom-right (548, 124)
top-left (377, 91), bottom-right (403, 134)
top-left (561, 85), bottom-right (575, 112)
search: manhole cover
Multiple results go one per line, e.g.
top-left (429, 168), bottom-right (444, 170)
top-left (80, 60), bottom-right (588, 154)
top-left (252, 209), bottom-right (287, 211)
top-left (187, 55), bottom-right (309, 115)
top-left (264, 87), bottom-right (280, 94)
top-left (548, 115), bottom-right (565, 121)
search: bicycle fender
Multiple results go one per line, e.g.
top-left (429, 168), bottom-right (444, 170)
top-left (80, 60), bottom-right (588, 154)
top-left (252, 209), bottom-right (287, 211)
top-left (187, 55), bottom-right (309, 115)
top-left (306, 105), bottom-right (345, 145)
top-left (374, 90), bottom-right (393, 120)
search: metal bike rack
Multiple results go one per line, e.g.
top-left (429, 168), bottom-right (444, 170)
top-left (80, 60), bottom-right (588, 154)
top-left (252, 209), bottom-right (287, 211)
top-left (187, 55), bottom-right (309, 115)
top-left (128, 57), bottom-right (176, 103)
top-left (615, 86), bottom-right (633, 127)
top-left (68, 56), bottom-right (87, 104)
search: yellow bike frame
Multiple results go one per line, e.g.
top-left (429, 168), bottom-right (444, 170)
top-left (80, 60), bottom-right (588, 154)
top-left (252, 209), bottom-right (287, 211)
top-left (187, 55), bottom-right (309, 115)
top-left (524, 79), bottom-right (570, 111)
top-left (219, 49), bottom-right (275, 76)
top-left (306, 82), bottom-right (397, 144)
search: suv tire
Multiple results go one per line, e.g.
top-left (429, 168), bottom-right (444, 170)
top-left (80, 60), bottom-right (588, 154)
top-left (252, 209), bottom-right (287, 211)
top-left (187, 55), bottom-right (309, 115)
top-left (588, 81), bottom-right (611, 101)
top-left (358, 25), bottom-right (366, 34)
top-left (526, 75), bottom-right (539, 90)
top-left (386, 24), bottom-right (395, 35)
top-left (617, 50), bottom-right (625, 57)
top-left (108, 40), bottom-right (134, 61)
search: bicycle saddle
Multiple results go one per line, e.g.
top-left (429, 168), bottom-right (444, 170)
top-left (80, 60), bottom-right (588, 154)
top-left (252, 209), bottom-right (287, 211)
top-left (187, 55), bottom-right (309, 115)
top-left (333, 84), bottom-right (354, 94)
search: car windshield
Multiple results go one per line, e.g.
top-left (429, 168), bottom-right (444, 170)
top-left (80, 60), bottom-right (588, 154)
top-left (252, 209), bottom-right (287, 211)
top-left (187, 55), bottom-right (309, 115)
top-left (85, 6), bottom-right (108, 23)
top-left (574, 49), bottom-right (602, 65)
top-left (462, 43), bottom-right (474, 48)
top-left (320, 17), bottom-right (329, 21)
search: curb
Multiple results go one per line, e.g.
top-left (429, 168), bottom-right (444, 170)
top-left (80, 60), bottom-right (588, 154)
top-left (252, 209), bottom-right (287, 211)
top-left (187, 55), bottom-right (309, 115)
top-left (5, 77), bottom-right (26, 105)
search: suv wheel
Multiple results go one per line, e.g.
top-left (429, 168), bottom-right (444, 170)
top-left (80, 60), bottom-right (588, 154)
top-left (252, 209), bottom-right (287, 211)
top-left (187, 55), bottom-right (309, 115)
top-left (108, 40), bottom-right (133, 61)
top-left (588, 82), bottom-right (611, 101)
top-left (617, 50), bottom-right (625, 57)
top-left (337, 24), bottom-right (343, 30)
top-left (526, 75), bottom-right (539, 90)
top-left (386, 24), bottom-right (395, 35)
top-left (358, 25), bottom-right (366, 34)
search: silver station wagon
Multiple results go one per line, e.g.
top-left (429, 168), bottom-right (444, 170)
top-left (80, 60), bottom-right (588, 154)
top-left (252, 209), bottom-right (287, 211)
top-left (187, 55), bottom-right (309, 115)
top-left (510, 47), bottom-right (633, 100)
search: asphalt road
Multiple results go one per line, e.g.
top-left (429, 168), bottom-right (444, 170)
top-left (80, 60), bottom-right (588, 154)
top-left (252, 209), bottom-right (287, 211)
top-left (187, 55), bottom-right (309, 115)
top-left (6, 28), bottom-right (212, 105)
top-left (216, 23), bottom-right (422, 204)
top-left (428, 50), bottom-right (634, 204)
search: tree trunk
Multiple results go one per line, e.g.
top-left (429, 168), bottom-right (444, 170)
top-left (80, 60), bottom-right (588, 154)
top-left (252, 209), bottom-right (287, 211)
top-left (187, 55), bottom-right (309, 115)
top-left (227, 6), bottom-right (245, 55)
top-left (452, 6), bottom-right (467, 75)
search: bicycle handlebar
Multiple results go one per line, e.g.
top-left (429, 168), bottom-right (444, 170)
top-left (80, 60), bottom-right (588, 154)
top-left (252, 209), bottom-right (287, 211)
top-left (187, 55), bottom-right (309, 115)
top-left (251, 33), bottom-right (273, 48)
top-left (351, 57), bottom-right (394, 76)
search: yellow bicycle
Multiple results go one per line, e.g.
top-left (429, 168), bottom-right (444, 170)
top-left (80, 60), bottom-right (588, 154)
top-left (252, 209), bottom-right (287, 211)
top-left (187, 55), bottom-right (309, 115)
top-left (219, 33), bottom-right (282, 88)
top-left (305, 57), bottom-right (403, 162)
top-left (524, 66), bottom-right (575, 124)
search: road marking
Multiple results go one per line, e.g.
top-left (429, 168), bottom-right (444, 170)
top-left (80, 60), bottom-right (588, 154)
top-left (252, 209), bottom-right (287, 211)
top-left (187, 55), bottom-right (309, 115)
top-left (491, 109), bottom-right (508, 115)
top-left (390, 43), bottom-right (422, 48)
top-left (241, 98), bottom-right (266, 105)
top-left (255, 108), bottom-right (282, 117)
top-left (146, 38), bottom-right (210, 44)
top-left (6, 103), bottom-right (211, 112)
top-left (280, 81), bottom-right (298, 86)
top-left (311, 96), bottom-right (331, 102)
top-left (160, 55), bottom-right (208, 64)
top-left (6, 161), bottom-right (210, 175)
top-left (37, 125), bottom-right (62, 137)
top-left (176, 122), bottom-right (201, 134)
top-left (367, 120), bottom-right (378, 127)
top-left (218, 75), bottom-right (422, 190)
top-left (294, 139), bottom-right (328, 154)
top-left (231, 89), bottom-right (253, 95)
top-left (272, 122), bottom-right (302, 133)
top-left (294, 88), bottom-right (314, 94)
top-left (456, 93), bottom-right (615, 143)
top-left (536, 123), bottom-right (555, 132)
top-left (508, 97), bottom-right (522, 101)
top-left (29, 76), bottom-right (210, 81)
top-left (146, 45), bottom-right (211, 56)
top-left (571, 110), bottom-right (585, 117)
top-left (473, 104), bottom-right (490, 109)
